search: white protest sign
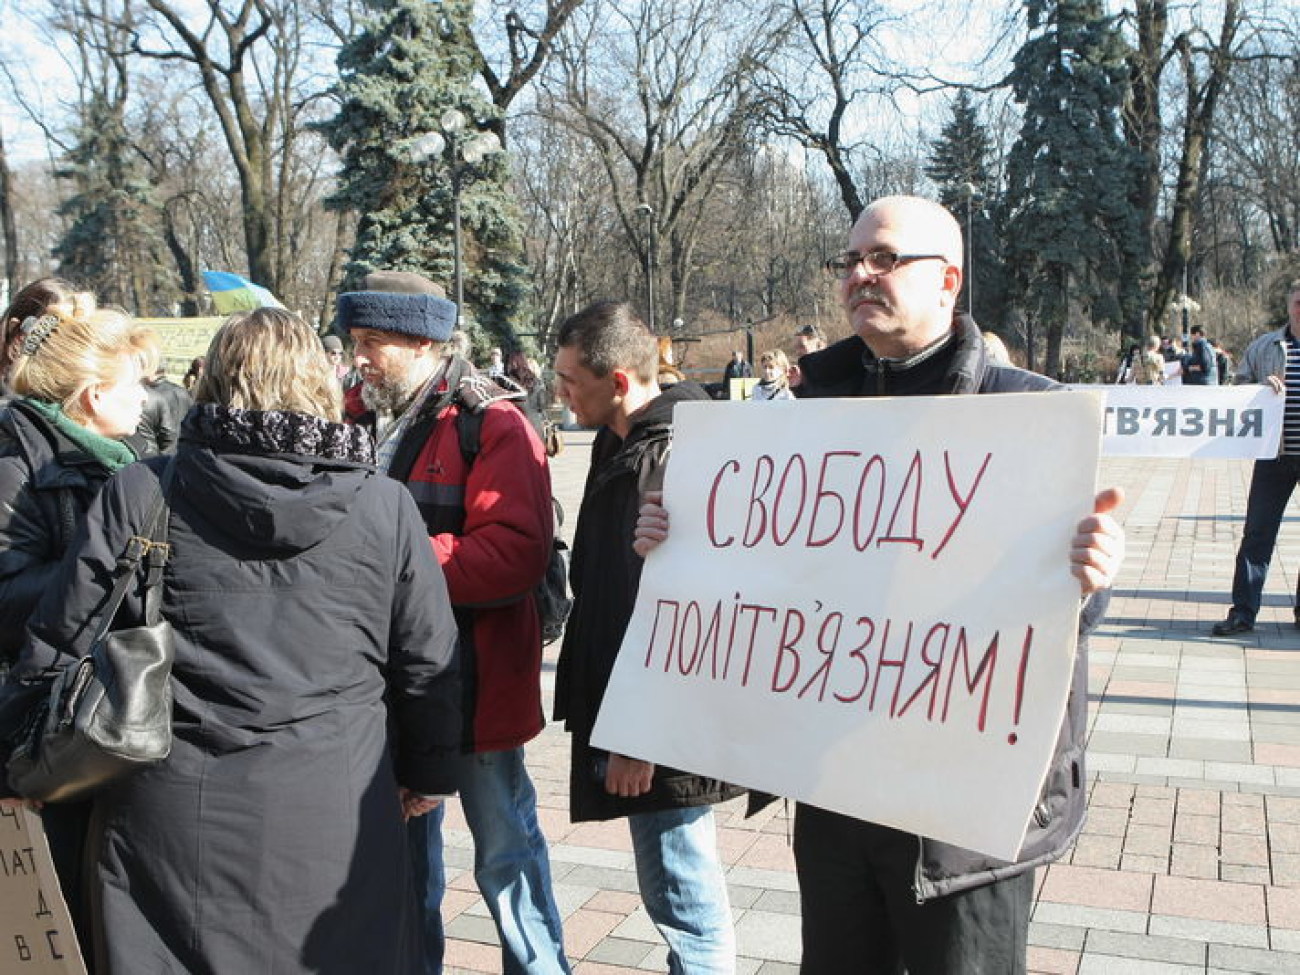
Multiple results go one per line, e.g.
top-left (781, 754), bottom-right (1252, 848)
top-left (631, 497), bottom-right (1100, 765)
top-left (1081, 384), bottom-right (1282, 459)
top-left (0, 806), bottom-right (86, 974)
top-left (592, 391), bottom-right (1101, 861)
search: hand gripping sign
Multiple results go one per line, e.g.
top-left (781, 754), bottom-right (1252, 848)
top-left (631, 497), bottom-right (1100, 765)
top-left (592, 391), bottom-right (1102, 861)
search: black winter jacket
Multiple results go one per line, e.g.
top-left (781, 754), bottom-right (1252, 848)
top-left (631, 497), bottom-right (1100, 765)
top-left (556, 381), bottom-right (743, 821)
top-left (5, 405), bottom-right (461, 973)
top-left (0, 399), bottom-right (117, 661)
top-left (798, 314), bottom-right (1110, 901)
top-left (134, 377), bottom-right (193, 456)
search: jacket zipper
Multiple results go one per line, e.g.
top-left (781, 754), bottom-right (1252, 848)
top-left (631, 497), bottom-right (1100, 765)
top-left (913, 835), bottom-right (926, 904)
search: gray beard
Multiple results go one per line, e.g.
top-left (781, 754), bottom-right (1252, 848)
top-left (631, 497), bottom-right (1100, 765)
top-left (361, 370), bottom-right (421, 415)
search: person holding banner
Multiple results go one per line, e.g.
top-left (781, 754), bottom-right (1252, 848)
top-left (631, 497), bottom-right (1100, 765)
top-left (635, 195), bottom-right (1125, 974)
top-left (1181, 324), bottom-right (1219, 385)
top-left (552, 301), bottom-right (742, 974)
top-left (1212, 277), bottom-right (1300, 636)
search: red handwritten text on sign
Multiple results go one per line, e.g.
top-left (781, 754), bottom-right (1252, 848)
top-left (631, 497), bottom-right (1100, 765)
top-left (706, 449), bottom-right (993, 559)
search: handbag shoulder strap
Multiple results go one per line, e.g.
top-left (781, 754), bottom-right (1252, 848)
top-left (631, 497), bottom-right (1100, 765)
top-left (139, 461), bottom-right (174, 625)
top-left (90, 460), bottom-right (175, 643)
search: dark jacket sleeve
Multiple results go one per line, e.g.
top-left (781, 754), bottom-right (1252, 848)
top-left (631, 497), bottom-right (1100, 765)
top-left (0, 455), bottom-right (62, 660)
top-left (12, 462), bottom-right (160, 680)
top-left (386, 481), bottom-right (463, 795)
top-left (0, 462), bottom-right (158, 796)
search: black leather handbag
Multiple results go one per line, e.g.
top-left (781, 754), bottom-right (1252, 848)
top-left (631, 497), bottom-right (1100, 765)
top-left (7, 480), bottom-right (174, 803)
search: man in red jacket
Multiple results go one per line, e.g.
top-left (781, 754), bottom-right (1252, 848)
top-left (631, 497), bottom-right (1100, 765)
top-left (338, 270), bottom-right (569, 975)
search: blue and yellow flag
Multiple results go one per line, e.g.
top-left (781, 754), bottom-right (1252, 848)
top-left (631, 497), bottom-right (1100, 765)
top-left (201, 271), bottom-right (284, 315)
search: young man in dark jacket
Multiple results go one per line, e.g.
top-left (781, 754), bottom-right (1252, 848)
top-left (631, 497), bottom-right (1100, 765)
top-left (552, 301), bottom-right (741, 973)
top-left (1182, 324), bottom-right (1219, 385)
top-left (338, 271), bottom-right (569, 975)
top-left (638, 196), bottom-right (1126, 973)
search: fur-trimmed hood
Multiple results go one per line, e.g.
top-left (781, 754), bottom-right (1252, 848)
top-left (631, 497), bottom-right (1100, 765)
top-left (175, 404), bottom-right (379, 556)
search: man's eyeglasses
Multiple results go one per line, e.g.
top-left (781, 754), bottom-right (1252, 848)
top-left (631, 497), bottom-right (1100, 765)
top-left (824, 250), bottom-right (947, 279)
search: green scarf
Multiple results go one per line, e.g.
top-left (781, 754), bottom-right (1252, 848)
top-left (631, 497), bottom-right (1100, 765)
top-left (23, 398), bottom-right (138, 472)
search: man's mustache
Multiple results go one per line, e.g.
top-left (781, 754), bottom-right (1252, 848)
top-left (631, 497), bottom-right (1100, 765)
top-left (849, 286), bottom-right (891, 309)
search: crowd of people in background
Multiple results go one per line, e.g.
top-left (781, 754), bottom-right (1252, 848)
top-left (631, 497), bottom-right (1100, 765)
top-left (1116, 326), bottom-right (1235, 386)
top-left (26, 189), bottom-right (1300, 971)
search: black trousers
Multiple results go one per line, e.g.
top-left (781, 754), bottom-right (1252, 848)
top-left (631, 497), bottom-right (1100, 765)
top-left (794, 803), bottom-right (1033, 975)
top-left (1230, 456), bottom-right (1300, 623)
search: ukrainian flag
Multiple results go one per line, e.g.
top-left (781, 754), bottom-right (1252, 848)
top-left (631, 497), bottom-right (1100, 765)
top-left (201, 271), bottom-right (285, 315)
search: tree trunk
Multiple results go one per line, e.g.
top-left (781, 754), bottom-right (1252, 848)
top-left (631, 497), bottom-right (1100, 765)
top-left (162, 202), bottom-right (200, 317)
top-left (1044, 264), bottom-right (1068, 379)
top-left (0, 127), bottom-right (17, 293)
top-left (1148, 0), bottom-right (1242, 332)
top-left (1126, 0), bottom-right (1167, 342)
top-left (317, 209), bottom-right (352, 332)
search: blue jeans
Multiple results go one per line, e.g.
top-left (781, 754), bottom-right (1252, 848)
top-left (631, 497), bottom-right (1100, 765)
top-left (1230, 456), bottom-right (1300, 623)
top-left (408, 748), bottom-right (570, 975)
top-left (627, 805), bottom-right (735, 975)
top-left (407, 803), bottom-right (447, 973)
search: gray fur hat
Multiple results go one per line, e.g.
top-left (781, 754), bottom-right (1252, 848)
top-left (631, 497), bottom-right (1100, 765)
top-left (336, 270), bottom-right (457, 342)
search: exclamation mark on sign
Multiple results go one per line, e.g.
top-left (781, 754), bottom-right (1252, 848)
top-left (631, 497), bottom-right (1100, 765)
top-left (1008, 625), bottom-right (1034, 745)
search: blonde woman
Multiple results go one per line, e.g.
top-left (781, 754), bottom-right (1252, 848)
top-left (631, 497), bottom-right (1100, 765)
top-left (0, 297), bottom-right (152, 965)
top-left (751, 349), bottom-right (795, 401)
top-left (0, 299), bottom-right (151, 657)
top-left (4, 308), bottom-right (460, 973)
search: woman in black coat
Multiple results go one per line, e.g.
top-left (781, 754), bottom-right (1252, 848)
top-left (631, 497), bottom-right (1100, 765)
top-left (5, 309), bottom-right (461, 974)
top-left (0, 292), bottom-right (152, 961)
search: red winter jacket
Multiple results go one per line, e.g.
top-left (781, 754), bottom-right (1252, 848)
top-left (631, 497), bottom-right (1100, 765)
top-left (345, 366), bottom-right (553, 751)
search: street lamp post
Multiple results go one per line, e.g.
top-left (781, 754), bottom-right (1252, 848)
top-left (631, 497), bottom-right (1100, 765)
top-left (961, 182), bottom-right (979, 317)
top-left (636, 203), bottom-right (656, 332)
top-left (410, 109), bottom-right (502, 327)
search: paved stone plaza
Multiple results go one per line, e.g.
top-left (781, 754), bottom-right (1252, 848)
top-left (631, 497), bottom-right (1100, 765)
top-left (439, 433), bottom-right (1300, 974)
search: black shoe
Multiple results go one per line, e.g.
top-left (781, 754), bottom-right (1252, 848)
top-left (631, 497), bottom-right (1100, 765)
top-left (1293, 615), bottom-right (1300, 631)
top-left (1212, 616), bottom-right (1254, 636)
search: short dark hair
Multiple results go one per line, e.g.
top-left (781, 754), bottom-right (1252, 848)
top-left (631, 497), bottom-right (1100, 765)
top-left (556, 301), bottom-right (658, 382)
top-left (1190, 325), bottom-right (1205, 336)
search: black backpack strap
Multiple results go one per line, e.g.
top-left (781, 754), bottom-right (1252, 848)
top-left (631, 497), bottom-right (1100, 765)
top-left (456, 407), bottom-right (485, 468)
top-left (387, 408), bottom-right (441, 484)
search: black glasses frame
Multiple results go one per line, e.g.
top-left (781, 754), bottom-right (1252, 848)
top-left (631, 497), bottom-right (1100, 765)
top-left (824, 250), bottom-right (947, 279)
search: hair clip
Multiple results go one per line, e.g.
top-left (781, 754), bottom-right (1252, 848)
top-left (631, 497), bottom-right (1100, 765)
top-left (19, 314), bottom-right (59, 357)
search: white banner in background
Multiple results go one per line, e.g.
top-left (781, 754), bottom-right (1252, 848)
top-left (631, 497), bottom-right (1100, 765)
top-left (1078, 384), bottom-right (1282, 459)
top-left (592, 391), bottom-right (1102, 861)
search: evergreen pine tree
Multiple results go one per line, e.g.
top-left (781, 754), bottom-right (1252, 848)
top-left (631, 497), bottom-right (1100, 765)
top-left (1002, 0), bottom-right (1142, 376)
top-left (54, 92), bottom-right (172, 312)
top-left (319, 0), bottom-right (527, 348)
top-left (925, 91), bottom-right (1005, 331)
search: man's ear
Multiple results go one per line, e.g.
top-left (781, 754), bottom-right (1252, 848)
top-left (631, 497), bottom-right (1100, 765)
top-left (941, 263), bottom-right (963, 306)
top-left (611, 368), bottom-right (632, 397)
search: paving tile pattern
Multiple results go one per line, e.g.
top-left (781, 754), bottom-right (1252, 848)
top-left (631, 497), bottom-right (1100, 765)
top-left (434, 443), bottom-right (1300, 972)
